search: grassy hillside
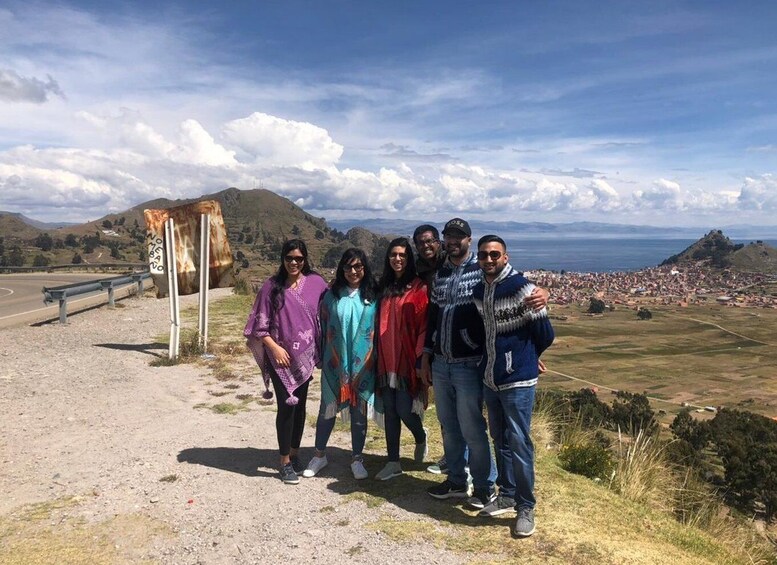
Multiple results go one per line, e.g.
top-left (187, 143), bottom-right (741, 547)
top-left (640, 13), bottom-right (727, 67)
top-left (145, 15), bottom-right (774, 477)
top-left (543, 302), bottom-right (777, 420)
top-left (0, 214), bottom-right (42, 242)
top-left (730, 241), bottom-right (777, 273)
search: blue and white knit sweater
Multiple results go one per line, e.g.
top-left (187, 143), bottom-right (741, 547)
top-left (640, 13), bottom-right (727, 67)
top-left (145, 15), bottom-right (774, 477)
top-left (424, 252), bottom-right (484, 363)
top-left (472, 264), bottom-right (554, 391)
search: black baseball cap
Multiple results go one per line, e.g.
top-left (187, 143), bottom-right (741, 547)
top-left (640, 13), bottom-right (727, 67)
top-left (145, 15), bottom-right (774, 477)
top-left (442, 218), bottom-right (471, 237)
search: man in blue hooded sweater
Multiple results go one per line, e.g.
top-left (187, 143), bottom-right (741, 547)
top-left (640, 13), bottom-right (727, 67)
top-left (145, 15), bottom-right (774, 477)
top-left (472, 235), bottom-right (554, 538)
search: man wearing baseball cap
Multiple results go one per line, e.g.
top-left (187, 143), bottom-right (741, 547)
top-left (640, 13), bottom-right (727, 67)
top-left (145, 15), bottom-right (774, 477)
top-left (421, 217), bottom-right (497, 507)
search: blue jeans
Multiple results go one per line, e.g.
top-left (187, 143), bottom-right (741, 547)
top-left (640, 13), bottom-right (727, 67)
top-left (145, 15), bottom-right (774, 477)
top-left (381, 386), bottom-right (426, 461)
top-left (432, 358), bottom-right (495, 491)
top-left (484, 384), bottom-right (536, 509)
top-left (314, 402), bottom-right (367, 456)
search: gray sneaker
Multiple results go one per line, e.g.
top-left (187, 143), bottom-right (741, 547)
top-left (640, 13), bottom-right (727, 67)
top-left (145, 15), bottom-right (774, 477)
top-left (279, 463), bottom-right (299, 485)
top-left (478, 495), bottom-right (516, 517)
top-left (375, 461), bottom-right (403, 481)
top-left (512, 507), bottom-right (535, 537)
top-left (426, 455), bottom-right (448, 474)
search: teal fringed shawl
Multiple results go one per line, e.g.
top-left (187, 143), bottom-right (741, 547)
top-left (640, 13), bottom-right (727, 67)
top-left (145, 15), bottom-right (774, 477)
top-left (319, 288), bottom-right (377, 419)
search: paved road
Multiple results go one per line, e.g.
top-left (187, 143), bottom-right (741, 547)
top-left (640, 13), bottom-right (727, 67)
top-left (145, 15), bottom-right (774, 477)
top-left (0, 273), bottom-right (115, 328)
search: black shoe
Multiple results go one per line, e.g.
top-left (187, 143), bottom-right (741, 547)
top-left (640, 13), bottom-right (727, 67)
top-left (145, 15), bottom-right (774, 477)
top-left (290, 455), bottom-right (304, 474)
top-left (478, 495), bottom-right (516, 517)
top-left (427, 479), bottom-right (471, 499)
top-left (279, 463), bottom-right (299, 485)
top-left (466, 488), bottom-right (496, 510)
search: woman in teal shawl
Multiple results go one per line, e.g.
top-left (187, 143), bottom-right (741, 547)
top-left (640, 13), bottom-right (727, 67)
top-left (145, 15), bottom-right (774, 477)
top-left (303, 248), bottom-right (378, 480)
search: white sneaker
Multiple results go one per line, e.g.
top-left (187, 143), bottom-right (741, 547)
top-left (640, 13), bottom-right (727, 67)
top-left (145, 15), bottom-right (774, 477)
top-left (351, 457), bottom-right (368, 480)
top-left (302, 455), bottom-right (328, 478)
top-left (375, 461), bottom-right (403, 481)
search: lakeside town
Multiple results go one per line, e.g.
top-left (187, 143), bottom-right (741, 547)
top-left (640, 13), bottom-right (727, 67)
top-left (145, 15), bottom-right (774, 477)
top-left (532, 264), bottom-right (777, 309)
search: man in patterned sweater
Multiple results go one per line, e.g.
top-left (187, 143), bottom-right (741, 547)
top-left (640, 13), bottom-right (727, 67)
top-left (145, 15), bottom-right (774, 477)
top-left (420, 218), bottom-right (497, 504)
top-left (472, 235), bottom-right (554, 538)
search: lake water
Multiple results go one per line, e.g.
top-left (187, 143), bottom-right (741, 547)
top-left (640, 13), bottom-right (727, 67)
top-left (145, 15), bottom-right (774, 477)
top-left (498, 237), bottom-right (777, 273)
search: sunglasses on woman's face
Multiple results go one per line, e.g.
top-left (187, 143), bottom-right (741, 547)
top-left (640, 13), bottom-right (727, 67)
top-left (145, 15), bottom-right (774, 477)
top-left (344, 263), bottom-right (364, 273)
top-left (284, 255), bottom-right (305, 264)
top-left (477, 250), bottom-right (503, 261)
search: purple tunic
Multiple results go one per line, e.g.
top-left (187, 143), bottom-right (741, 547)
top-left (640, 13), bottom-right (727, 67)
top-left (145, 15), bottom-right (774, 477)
top-left (244, 273), bottom-right (328, 405)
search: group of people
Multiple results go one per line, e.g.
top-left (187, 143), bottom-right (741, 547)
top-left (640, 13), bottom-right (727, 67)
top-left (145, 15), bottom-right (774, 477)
top-left (244, 218), bottom-right (554, 538)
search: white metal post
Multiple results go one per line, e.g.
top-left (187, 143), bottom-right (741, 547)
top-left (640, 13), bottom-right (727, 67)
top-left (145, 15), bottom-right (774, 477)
top-left (198, 213), bottom-right (211, 353)
top-left (165, 218), bottom-right (181, 360)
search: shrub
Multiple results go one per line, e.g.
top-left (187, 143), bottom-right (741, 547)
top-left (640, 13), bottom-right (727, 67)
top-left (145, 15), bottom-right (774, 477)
top-left (587, 297), bottom-right (605, 314)
top-left (32, 254), bottom-right (50, 267)
top-left (34, 233), bottom-right (53, 251)
top-left (232, 276), bottom-right (252, 295)
top-left (670, 409), bottom-right (708, 451)
top-left (611, 391), bottom-right (657, 435)
top-left (570, 388), bottom-right (612, 428)
top-left (559, 441), bottom-right (615, 481)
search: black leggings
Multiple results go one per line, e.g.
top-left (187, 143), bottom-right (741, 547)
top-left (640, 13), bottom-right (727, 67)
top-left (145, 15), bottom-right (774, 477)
top-left (270, 371), bottom-right (310, 457)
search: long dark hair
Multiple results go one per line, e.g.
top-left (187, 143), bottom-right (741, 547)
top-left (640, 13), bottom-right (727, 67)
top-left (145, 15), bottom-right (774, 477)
top-left (378, 237), bottom-right (417, 297)
top-left (269, 239), bottom-right (312, 319)
top-left (331, 248), bottom-right (376, 302)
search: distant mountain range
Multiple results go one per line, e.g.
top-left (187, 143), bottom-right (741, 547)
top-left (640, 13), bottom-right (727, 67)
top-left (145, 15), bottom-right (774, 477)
top-left (0, 211), bottom-right (78, 230)
top-left (327, 218), bottom-right (777, 240)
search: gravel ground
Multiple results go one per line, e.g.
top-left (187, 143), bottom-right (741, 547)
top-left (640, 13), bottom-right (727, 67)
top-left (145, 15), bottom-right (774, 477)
top-left (0, 290), bottom-right (473, 565)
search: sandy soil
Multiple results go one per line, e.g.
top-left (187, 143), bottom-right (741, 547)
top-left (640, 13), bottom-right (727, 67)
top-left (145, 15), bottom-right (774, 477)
top-left (0, 290), bottom-right (467, 565)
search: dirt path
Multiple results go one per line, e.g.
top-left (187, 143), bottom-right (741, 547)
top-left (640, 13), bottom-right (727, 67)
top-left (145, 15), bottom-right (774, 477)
top-left (0, 290), bottom-right (466, 565)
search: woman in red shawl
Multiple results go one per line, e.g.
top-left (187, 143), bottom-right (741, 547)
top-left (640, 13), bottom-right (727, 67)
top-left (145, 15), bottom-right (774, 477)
top-left (374, 237), bottom-right (430, 481)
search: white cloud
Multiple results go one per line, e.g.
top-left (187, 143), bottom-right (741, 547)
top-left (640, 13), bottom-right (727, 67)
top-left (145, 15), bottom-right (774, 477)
top-left (174, 120), bottom-right (236, 167)
top-left (221, 112), bottom-right (343, 170)
top-left (632, 178), bottom-right (683, 209)
top-left (737, 174), bottom-right (777, 210)
top-left (1, 107), bottom-right (775, 226)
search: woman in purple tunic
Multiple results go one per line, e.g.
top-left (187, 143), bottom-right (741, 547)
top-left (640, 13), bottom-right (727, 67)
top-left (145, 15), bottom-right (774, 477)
top-left (244, 239), bottom-right (328, 485)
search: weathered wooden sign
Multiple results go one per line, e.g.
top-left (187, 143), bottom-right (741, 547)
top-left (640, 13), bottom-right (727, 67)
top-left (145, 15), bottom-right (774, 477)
top-left (144, 200), bottom-right (234, 297)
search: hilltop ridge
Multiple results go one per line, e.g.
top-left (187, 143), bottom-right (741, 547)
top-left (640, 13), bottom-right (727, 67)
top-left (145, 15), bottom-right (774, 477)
top-left (661, 229), bottom-right (777, 274)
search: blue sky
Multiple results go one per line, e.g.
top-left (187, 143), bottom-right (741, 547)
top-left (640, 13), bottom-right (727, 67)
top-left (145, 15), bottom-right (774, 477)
top-left (1, 1), bottom-right (776, 227)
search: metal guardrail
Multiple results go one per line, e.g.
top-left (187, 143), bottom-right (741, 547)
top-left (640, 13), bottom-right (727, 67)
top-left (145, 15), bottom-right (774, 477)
top-left (1, 263), bottom-right (146, 274)
top-left (42, 272), bottom-right (151, 324)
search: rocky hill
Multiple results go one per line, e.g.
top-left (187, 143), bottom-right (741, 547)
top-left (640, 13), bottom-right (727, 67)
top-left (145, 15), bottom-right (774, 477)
top-left (661, 230), bottom-right (777, 273)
